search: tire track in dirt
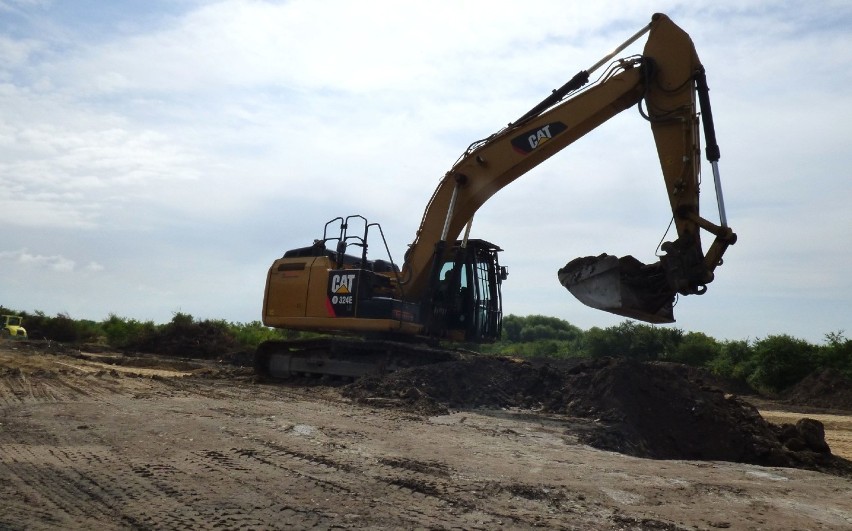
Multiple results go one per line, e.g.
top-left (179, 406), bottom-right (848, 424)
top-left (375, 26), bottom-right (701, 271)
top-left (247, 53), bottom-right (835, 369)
top-left (0, 375), bottom-right (357, 528)
top-left (227, 441), bottom-right (498, 529)
top-left (0, 369), bottom-right (245, 528)
top-left (1, 443), bottom-right (132, 529)
top-left (208, 389), bottom-right (611, 528)
top-left (217, 425), bottom-right (601, 529)
top-left (3, 428), bottom-right (557, 530)
top-left (0, 417), bottom-right (295, 529)
top-left (125, 458), bottom-right (282, 530)
top-left (0, 373), bottom-right (76, 405)
top-left (180, 448), bottom-right (339, 528)
top-left (0, 443), bottom-right (248, 529)
top-left (208, 420), bottom-right (477, 526)
top-left (0, 372), bottom-right (175, 407)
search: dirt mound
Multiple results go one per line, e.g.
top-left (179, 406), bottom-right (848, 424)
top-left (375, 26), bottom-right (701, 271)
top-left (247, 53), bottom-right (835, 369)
top-left (784, 369), bottom-right (852, 411)
top-left (344, 356), bottom-right (566, 415)
top-left (344, 357), bottom-right (852, 474)
top-left (649, 361), bottom-right (756, 396)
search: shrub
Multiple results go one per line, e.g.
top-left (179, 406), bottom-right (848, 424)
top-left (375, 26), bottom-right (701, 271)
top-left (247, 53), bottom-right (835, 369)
top-left (17, 312), bottom-right (100, 343)
top-left (668, 332), bottom-right (721, 366)
top-left (230, 321), bottom-right (293, 348)
top-left (818, 331), bottom-right (852, 377)
top-left (501, 314), bottom-right (583, 343)
top-left (101, 314), bottom-right (157, 348)
top-left (747, 334), bottom-right (818, 392)
top-left (583, 321), bottom-right (682, 361)
top-left (708, 339), bottom-right (755, 381)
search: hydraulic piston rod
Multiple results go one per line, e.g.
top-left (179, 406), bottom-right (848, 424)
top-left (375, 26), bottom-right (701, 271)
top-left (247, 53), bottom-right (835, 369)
top-left (695, 67), bottom-right (728, 228)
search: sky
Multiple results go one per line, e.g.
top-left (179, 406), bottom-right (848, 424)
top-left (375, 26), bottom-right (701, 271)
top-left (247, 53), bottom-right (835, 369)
top-left (1, 0), bottom-right (850, 343)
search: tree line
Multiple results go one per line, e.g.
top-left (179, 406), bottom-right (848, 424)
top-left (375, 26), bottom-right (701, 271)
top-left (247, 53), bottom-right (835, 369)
top-left (2, 307), bottom-right (849, 394)
top-left (1, 307), bottom-right (292, 359)
top-left (484, 315), bottom-right (851, 394)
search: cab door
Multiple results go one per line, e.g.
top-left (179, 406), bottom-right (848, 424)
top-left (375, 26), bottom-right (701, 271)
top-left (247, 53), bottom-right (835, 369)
top-left (434, 240), bottom-right (503, 341)
top-left (467, 244), bottom-right (503, 341)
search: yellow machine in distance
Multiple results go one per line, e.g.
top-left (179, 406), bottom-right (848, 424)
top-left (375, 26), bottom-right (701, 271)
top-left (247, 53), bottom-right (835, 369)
top-left (2, 315), bottom-right (28, 339)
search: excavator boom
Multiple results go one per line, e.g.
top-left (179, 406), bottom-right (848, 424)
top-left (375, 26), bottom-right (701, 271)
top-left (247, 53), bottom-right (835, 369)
top-left (402, 13), bottom-right (735, 323)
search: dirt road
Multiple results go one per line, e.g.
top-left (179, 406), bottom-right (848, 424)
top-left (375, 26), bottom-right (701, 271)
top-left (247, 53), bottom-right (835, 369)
top-left (1, 343), bottom-right (851, 530)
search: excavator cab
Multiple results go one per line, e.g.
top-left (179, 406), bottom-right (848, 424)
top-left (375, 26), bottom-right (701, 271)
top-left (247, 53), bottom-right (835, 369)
top-left (427, 240), bottom-right (505, 342)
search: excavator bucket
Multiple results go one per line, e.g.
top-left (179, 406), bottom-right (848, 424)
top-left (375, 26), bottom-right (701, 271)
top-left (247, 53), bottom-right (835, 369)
top-left (558, 254), bottom-right (676, 324)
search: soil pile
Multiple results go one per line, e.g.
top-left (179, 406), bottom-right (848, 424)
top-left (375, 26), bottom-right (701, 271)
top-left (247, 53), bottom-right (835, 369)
top-left (344, 356), bottom-right (567, 415)
top-left (784, 369), bottom-right (852, 411)
top-left (648, 361), bottom-right (756, 396)
top-left (344, 356), bottom-right (852, 474)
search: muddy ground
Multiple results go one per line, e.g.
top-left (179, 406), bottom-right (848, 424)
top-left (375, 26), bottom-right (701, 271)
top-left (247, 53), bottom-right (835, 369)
top-left (1, 341), bottom-right (851, 530)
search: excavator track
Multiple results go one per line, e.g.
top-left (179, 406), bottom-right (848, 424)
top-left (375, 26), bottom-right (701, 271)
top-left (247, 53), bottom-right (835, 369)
top-left (254, 337), bottom-right (462, 381)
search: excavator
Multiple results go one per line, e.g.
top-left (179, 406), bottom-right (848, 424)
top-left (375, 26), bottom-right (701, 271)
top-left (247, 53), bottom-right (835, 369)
top-left (256, 13), bottom-right (736, 379)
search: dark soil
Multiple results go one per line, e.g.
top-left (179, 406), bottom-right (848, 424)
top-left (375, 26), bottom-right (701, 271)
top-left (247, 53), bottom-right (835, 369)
top-left (784, 368), bottom-right (852, 411)
top-left (343, 356), bottom-right (852, 476)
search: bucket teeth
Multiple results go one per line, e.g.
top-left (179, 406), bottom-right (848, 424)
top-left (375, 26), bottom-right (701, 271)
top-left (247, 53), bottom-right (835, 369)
top-left (558, 254), bottom-right (676, 324)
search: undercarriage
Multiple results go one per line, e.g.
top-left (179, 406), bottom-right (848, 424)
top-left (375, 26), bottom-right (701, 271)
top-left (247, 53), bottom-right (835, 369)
top-left (254, 337), bottom-right (465, 380)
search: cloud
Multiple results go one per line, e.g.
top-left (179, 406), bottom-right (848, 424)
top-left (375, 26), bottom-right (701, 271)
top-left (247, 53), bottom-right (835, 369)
top-left (0, 34), bottom-right (42, 70)
top-left (1, 248), bottom-right (75, 272)
top-left (0, 82), bottom-right (206, 229)
top-left (85, 261), bottom-right (105, 272)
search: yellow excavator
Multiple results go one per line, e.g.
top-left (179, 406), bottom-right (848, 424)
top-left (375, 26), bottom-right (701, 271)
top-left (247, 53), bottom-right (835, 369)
top-left (257, 13), bottom-right (736, 378)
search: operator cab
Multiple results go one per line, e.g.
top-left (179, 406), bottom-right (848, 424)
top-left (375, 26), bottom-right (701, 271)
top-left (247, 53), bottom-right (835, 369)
top-left (429, 239), bottom-right (506, 342)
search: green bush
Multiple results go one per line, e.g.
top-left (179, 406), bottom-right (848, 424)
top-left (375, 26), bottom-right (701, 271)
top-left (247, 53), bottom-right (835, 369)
top-left (13, 311), bottom-right (100, 343)
top-left (667, 332), bottom-right (721, 366)
top-left (747, 334), bottom-right (818, 392)
top-left (818, 331), bottom-right (852, 377)
top-left (583, 321), bottom-right (682, 361)
top-left (229, 321), bottom-right (293, 348)
top-left (501, 314), bottom-right (583, 343)
top-left (151, 313), bottom-right (236, 359)
top-left (488, 315), bottom-right (585, 360)
top-left (101, 314), bottom-right (157, 348)
top-left (708, 339), bottom-right (755, 381)
top-left (492, 339), bottom-right (583, 359)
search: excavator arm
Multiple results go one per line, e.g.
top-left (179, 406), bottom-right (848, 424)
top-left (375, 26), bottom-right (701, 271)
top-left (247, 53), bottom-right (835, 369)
top-left (401, 13), bottom-right (736, 323)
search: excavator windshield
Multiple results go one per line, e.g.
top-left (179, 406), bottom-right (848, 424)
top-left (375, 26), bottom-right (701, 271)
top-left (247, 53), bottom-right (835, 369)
top-left (431, 240), bottom-right (504, 342)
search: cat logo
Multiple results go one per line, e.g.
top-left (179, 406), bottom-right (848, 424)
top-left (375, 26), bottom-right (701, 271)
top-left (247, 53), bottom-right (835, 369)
top-left (510, 121), bottom-right (568, 155)
top-left (331, 273), bottom-right (356, 294)
top-left (328, 271), bottom-right (358, 317)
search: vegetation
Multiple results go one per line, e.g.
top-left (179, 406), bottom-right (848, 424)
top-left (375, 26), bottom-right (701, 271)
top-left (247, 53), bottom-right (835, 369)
top-left (1, 305), bottom-right (849, 394)
top-left (483, 314), bottom-right (851, 394)
top-left (0, 306), bottom-right (294, 360)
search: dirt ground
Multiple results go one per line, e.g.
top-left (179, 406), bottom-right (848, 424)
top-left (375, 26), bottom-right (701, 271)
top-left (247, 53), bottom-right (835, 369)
top-left (2, 342), bottom-right (851, 530)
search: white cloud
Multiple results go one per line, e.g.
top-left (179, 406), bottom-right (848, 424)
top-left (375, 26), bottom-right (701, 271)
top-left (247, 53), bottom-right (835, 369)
top-left (85, 261), bottom-right (104, 272)
top-left (1, 248), bottom-right (75, 271)
top-left (0, 35), bottom-right (42, 69)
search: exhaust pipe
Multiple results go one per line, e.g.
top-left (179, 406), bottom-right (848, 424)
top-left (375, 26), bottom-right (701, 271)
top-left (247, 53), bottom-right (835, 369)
top-left (558, 254), bottom-right (676, 324)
